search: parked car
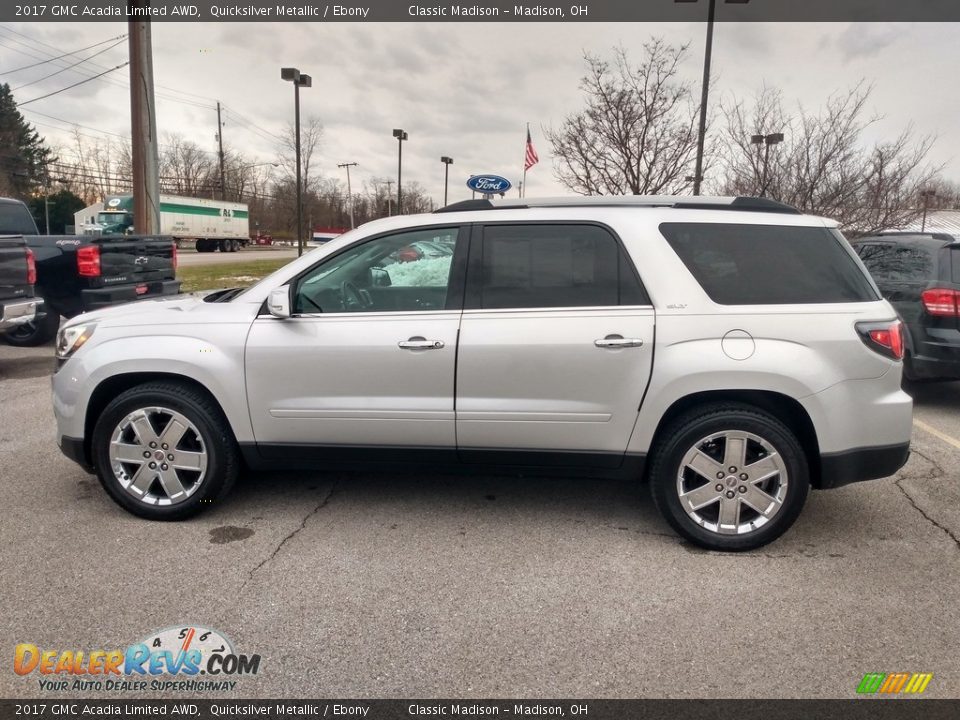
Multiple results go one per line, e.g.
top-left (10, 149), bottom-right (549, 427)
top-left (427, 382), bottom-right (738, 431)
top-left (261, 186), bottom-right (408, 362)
top-left (853, 232), bottom-right (960, 381)
top-left (52, 195), bottom-right (912, 551)
top-left (0, 234), bottom-right (38, 334)
top-left (0, 197), bottom-right (180, 346)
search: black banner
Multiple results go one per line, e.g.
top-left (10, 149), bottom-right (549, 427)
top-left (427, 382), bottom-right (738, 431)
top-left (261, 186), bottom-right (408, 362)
top-left (5, 0), bottom-right (960, 23)
top-left (2, 699), bottom-right (960, 720)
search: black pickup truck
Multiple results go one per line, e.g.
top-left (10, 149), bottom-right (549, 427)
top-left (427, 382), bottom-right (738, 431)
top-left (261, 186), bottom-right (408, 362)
top-left (0, 234), bottom-right (38, 335)
top-left (0, 197), bottom-right (180, 346)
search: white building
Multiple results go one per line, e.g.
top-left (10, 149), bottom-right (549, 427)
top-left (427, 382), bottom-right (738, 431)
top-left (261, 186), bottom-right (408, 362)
top-left (893, 210), bottom-right (960, 236)
top-left (73, 201), bottom-right (104, 233)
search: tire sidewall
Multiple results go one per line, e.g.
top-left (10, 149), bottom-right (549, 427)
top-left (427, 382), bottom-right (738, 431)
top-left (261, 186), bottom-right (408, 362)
top-left (651, 409), bottom-right (809, 551)
top-left (92, 387), bottom-right (233, 520)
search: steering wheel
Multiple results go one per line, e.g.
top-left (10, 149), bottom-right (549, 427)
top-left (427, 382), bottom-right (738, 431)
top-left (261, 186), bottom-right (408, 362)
top-left (340, 280), bottom-right (369, 310)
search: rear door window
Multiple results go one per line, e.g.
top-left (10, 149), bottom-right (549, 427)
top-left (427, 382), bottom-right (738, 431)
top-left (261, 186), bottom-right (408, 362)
top-left (478, 224), bottom-right (648, 309)
top-left (659, 222), bottom-right (878, 305)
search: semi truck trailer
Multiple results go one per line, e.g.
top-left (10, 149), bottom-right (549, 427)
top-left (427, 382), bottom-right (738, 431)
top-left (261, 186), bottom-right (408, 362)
top-left (79, 194), bottom-right (250, 253)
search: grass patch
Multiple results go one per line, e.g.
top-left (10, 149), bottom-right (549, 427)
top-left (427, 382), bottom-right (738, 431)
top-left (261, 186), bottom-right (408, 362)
top-left (177, 258), bottom-right (292, 292)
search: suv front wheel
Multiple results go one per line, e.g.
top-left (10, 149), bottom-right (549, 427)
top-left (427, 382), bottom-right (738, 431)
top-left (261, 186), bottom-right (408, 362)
top-left (649, 403), bottom-right (810, 551)
top-left (91, 381), bottom-right (240, 520)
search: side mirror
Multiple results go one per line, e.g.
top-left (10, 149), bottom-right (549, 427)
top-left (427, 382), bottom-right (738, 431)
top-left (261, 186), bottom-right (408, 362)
top-left (267, 287), bottom-right (291, 318)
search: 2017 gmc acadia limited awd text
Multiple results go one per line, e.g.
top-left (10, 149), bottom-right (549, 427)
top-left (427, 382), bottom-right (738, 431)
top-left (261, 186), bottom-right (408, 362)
top-left (52, 196), bottom-right (913, 551)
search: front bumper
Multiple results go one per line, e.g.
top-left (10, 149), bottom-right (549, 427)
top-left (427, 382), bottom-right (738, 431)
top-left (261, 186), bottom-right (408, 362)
top-left (80, 279), bottom-right (181, 312)
top-left (0, 298), bottom-right (38, 330)
top-left (58, 434), bottom-right (94, 473)
top-left (818, 442), bottom-right (911, 489)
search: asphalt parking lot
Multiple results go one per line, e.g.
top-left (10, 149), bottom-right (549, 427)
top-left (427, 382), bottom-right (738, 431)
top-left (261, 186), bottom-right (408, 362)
top-left (1, 339), bottom-right (958, 699)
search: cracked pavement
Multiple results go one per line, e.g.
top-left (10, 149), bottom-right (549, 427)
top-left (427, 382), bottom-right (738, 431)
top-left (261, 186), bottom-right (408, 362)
top-left (1, 343), bottom-right (958, 699)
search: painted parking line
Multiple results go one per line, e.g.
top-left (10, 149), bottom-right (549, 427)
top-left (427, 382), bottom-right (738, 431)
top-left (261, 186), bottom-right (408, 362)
top-left (914, 419), bottom-right (960, 452)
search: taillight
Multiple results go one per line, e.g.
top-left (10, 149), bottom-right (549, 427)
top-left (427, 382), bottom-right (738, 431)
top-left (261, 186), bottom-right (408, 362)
top-left (172, 242), bottom-right (178, 271)
top-left (25, 248), bottom-right (36, 285)
top-left (77, 245), bottom-right (101, 277)
top-left (921, 288), bottom-right (960, 317)
top-left (856, 319), bottom-right (904, 361)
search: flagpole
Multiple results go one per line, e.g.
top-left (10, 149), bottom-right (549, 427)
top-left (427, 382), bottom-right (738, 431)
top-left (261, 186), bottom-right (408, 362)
top-left (522, 122), bottom-right (529, 198)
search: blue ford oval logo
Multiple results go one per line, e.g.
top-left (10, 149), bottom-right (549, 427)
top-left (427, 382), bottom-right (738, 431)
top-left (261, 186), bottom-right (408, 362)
top-left (467, 174), bottom-right (512, 194)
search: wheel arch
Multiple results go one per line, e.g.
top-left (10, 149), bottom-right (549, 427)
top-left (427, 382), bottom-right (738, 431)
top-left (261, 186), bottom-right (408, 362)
top-left (646, 389), bottom-right (823, 488)
top-left (83, 372), bottom-right (238, 469)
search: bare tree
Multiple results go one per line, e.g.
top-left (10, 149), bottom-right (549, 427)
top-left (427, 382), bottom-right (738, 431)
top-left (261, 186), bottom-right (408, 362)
top-left (159, 134), bottom-right (216, 197)
top-left (546, 41), bottom-right (700, 196)
top-left (277, 115), bottom-right (323, 194)
top-left (720, 83), bottom-right (941, 234)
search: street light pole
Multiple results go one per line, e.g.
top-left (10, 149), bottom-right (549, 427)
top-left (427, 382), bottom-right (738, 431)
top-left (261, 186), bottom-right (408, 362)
top-left (677, 0), bottom-right (750, 195)
top-left (338, 161), bottom-right (358, 228)
top-left (393, 128), bottom-right (408, 214)
top-left (282, 67), bottom-right (312, 256)
top-left (440, 156), bottom-right (453, 206)
top-left (750, 132), bottom-right (784, 197)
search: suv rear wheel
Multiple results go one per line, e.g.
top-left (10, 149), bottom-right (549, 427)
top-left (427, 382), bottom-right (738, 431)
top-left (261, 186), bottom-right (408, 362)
top-left (91, 381), bottom-right (239, 520)
top-left (649, 403), bottom-right (809, 551)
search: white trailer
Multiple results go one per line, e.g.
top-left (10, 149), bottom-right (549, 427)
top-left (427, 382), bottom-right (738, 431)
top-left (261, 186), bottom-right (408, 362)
top-left (79, 195), bottom-right (251, 252)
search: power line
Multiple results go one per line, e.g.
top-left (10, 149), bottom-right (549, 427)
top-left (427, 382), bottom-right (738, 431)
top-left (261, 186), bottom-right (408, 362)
top-left (0, 33), bottom-right (126, 74)
top-left (223, 106), bottom-right (284, 143)
top-left (0, 24), bottom-right (216, 111)
top-left (12, 37), bottom-right (127, 91)
top-left (18, 63), bottom-right (130, 106)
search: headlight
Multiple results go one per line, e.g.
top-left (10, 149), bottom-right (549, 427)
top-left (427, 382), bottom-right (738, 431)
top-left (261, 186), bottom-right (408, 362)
top-left (56, 323), bottom-right (96, 360)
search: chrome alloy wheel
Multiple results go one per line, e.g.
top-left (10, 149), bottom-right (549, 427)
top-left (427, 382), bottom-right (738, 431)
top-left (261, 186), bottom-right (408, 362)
top-left (108, 406), bottom-right (208, 506)
top-left (676, 430), bottom-right (788, 536)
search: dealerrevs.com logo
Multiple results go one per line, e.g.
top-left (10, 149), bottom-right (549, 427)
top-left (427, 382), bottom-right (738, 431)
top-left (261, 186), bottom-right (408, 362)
top-left (14, 625), bottom-right (261, 693)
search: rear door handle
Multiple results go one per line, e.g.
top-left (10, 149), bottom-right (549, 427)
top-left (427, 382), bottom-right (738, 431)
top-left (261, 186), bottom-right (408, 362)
top-left (398, 337), bottom-right (445, 350)
top-left (594, 334), bottom-right (643, 348)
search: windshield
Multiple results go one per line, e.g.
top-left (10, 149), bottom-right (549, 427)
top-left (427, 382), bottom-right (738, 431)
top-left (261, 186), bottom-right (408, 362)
top-left (97, 212), bottom-right (132, 227)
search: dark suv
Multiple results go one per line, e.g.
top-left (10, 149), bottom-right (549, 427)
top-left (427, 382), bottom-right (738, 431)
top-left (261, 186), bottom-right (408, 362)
top-left (853, 232), bottom-right (960, 381)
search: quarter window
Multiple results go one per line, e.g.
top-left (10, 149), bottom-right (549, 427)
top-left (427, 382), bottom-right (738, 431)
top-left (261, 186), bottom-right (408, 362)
top-left (479, 224), bottom-right (647, 309)
top-left (660, 222), bottom-right (879, 305)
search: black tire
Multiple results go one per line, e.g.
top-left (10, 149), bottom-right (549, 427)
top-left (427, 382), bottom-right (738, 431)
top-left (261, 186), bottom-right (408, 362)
top-left (649, 402), bottom-right (810, 552)
top-left (2, 301), bottom-right (60, 347)
top-left (91, 381), bottom-right (240, 520)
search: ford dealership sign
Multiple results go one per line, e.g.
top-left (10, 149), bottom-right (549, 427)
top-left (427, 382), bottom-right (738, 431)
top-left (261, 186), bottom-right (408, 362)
top-left (467, 174), bottom-right (512, 194)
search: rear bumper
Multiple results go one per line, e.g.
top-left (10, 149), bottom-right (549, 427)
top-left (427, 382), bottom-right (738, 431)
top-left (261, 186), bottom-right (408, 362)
top-left (80, 279), bottom-right (181, 312)
top-left (907, 349), bottom-right (960, 381)
top-left (0, 298), bottom-right (38, 331)
top-left (818, 442), bottom-right (911, 489)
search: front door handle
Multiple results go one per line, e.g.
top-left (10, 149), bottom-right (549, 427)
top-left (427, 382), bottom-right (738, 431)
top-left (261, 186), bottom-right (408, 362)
top-left (398, 337), bottom-right (445, 350)
top-left (594, 334), bottom-right (644, 348)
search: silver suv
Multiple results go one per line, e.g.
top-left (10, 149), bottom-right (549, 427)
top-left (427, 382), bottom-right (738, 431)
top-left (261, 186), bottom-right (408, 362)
top-left (52, 196), bottom-right (913, 551)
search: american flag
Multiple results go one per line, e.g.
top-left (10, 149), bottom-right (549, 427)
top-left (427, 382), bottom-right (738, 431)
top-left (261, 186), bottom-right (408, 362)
top-left (524, 127), bottom-right (539, 171)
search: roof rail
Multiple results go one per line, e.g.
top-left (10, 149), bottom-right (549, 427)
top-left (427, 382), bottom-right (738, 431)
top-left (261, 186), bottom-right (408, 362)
top-left (877, 231), bottom-right (956, 242)
top-left (433, 195), bottom-right (801, 215)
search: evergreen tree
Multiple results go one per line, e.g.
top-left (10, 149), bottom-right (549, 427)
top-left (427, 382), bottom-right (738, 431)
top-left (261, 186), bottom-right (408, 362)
top-left (0, 83), bottom-right (54, 198)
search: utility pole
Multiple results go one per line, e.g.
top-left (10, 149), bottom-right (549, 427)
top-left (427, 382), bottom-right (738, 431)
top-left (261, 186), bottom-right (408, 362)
top-left (216, 101), bottom-right (226, 201)
top-left (337, 162), bottom-right (358, 228)
top-left (128, 2), bottom-right (160, 234)
top-left (920, 189), bottom-right (937, 232)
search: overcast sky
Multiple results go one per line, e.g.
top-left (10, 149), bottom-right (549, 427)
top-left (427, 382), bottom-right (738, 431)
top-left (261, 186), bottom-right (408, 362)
top-left (2, 21), bottom-right (959, 206)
